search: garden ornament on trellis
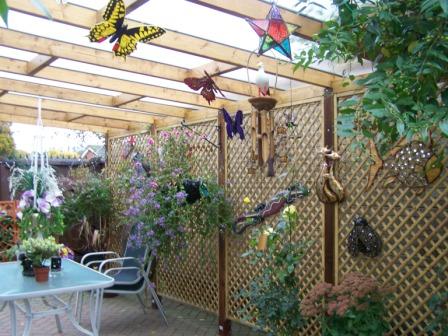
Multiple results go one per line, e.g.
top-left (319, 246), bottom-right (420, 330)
top-left (366, 139), bottom-right (443, 193)
top-left (245, 1), bottom-right (299, 177)
top-left (347, 215), bottom-right (382, 258)
top-left (314, 147), bottom-right (345, 204)
top-left (232, 182), bottom-right (309, 234)
top-left (88, 0), bottom-right (166, 58)
top-left (184, 71), bottom-right (226, 105)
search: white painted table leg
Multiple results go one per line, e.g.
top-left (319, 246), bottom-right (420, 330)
top-left (8, 301), bottom-right (17, 336)
top-left (22, 299), bottom-right (33, 336)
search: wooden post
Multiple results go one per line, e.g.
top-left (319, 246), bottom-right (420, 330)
top-left (323, 88), bottom-right (336, 284)
top-left (217, 111), bottom-right (231, 336)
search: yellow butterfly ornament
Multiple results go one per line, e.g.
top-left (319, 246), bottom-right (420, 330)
top-left (88, 0), bottom-right (165, 58)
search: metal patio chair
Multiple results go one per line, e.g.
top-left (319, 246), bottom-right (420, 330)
top-left (78, 230), bottom-right (167, 325)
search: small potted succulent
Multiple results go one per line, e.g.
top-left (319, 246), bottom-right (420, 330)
top-left (22, 237), bottom-right (62, 282)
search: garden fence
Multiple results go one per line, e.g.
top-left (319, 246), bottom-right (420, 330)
top-left (107, 90), bottom-right (447, 335)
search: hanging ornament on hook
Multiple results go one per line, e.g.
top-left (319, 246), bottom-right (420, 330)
top-left (246, 2), bottom-right (299, 60)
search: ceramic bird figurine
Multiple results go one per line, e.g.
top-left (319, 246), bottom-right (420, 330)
top-left (255, 62), bottom-right (270, 96)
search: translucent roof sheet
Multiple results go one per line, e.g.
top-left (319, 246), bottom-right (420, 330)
top-left (4, 11), bottom-right (212, 69)
top-left (140, 97), bottom-right (199, 109)
top-left (270, 0), bottom-right (337, 21)
top-left (0, 46), bottom-right (38, 61)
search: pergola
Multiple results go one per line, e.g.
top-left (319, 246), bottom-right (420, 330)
top-left (0, 0), bottom-right (367, 137)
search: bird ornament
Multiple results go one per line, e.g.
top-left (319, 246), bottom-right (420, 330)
top-left (255, 62), bottom-right (270, 96)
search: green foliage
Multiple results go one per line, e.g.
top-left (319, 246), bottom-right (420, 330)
top-left (0, 0), bottom-right (8, 26)
top-left (240, 205), bottom-right (311, 336)
top-left (191, 178), bottom-right (234, 238)
top-left (19, 208), bottom-right (65, 240)
top-left (0, 122), bottom-right (15, 158)
top-left (295, 0), bottom-right (448, 155)
top-left (61, 171), bottom-right (113, 246)
top-left (21, 236), bottom-right (61, 267)
top-left (427, 265), bottom-right (448, 335)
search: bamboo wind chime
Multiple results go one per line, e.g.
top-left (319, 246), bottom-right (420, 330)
top-left (249, 97), bottom-right (278, 177)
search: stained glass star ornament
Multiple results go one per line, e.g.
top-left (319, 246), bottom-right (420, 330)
top-left (246, 3), bottom-right (299, 60)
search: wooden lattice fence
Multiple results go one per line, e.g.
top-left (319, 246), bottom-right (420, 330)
top-left (106, 93), bottom-right (447, 335)
top-left (0, 201), bottom-right (19, 261)
top-left (225, 100), bottom-right (324, 335)
top-left (335, 94), bottom-right (448, 335)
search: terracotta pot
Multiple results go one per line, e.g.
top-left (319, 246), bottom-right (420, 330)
top-left (34, 266), bottom-right (50, 282)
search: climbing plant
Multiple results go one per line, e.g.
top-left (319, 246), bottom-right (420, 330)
top-left (295, 0), bottom-right (448, 155)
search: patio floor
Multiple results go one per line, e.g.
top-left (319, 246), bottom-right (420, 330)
top-left (0, 295), bottom-right (259, 336)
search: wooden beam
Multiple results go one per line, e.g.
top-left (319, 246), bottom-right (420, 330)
top-left (0, 76), bottom-right (187, 118)
top-left (126, 0), bottom-right (150, 13)
top-left (0, 90), bottom-right (6, 98)
top-left (0, 93), bottom-right (155, 124)
top-left (217, 110), bottom-right (230, 336)
top-left (112, 94), bottom-right (142, 107)
top-left (188, 85), bottom-right (325, 124)
top-left (323, 88), bottom-right (335, 284)
top-left (0, 56), bottom-right (227, 110)
top-left (188, 61), bottom-right (240, 77)
top-left (26, 55), bottom-right (57, 75)
top-left (0, 103), bottom-right (145, 131)
top-left (6, 0), bottom-right (337, 87)
top-left (0, 28), bottom-right (257, 97)
top-left (186, 0), bottom-right (323, 40)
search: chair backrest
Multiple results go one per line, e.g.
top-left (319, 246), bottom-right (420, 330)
top-left (122, 224), bottom-right (151, 274)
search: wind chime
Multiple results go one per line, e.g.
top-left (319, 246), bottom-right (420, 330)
top-left (246, 1), bottom-right (298, 177)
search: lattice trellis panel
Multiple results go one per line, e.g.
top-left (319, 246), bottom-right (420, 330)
top-left (155, 121), bottom-right (219, 313)
top-left (107, 133), bottom-right (153, 252)
top-left (226, 101), bottom-right (324, 334)
top-left (335, 96), bottom-right (448, 335)
top-left (0, 201), bottom-right (19, 261)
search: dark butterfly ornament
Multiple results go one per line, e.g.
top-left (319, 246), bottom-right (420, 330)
top-left (88, 0), bottom-right (166, 58)
top-left (347, 216), bottom-right (382, 258)
top-left (184, 71), bottom-right (225, 105)
top-left (222, 108), bottom-right (244, 140)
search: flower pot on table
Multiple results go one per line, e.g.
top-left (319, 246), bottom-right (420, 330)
top-left (34, 266), bottom-right (50, 282)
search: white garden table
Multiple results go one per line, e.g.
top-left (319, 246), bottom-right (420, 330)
top-left (0, 259), bottom-right (114, 336)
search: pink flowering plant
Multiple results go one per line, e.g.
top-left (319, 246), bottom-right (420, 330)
top-left (302, 272), bottom-right (390, 336)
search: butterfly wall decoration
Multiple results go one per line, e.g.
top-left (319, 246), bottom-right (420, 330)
top-left (184, 71), bottom-right (225, 105)
top-left (222, 109), bottom-right (244, 140)
top-left (89, 0), bottom-right (166, 58)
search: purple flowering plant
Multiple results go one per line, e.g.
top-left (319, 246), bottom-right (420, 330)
top-left (124, 129), bottom-right (194, 257)
top-left (10, 166), bottom-right (65, 239)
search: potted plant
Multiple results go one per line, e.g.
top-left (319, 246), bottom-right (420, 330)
top-left (22, 237), bottom-right (62, 282)
top-left (302, 272), bottom-right (391, 335)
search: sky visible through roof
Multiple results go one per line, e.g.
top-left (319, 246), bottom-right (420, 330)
top-left (1, 0), bottom-right (371, 151)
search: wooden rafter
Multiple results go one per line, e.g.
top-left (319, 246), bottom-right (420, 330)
top-left (112, 94), bottom-right (142, 107)
top-left (125, 0), bottom-right (150, 14)
top-left (7, 0), bottom-right (337, 87)
top-left (0, 29), bottom-right (256, 97)
top-left (26, 55), bottom-right (57, 75)
top-left (0, 93), bottom-right (155, 124)
top-left (156, 85), bottom-right (325, 128)
top-left (0, 56), bottom-right (230, 110)
top-left (0, 104), bottom-right (139, 133)
top-left (188, 61), bottom-right (241, 77)
top-left (186, 0), bottom-right (323, 39)
top-left (0, 76), bottom-right (187, 118)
